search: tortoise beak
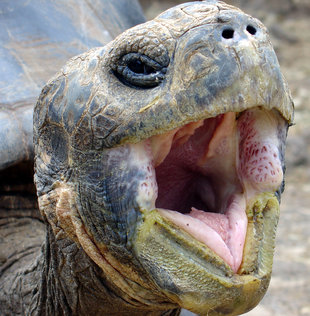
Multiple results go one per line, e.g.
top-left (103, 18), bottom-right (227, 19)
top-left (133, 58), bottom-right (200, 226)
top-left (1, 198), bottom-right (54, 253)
top-left (168, 16), bottom-right (293, 125)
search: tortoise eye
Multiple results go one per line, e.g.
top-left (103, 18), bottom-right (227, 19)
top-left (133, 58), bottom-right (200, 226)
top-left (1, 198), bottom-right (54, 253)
top-left (114, 53), bottom-right (167, 89)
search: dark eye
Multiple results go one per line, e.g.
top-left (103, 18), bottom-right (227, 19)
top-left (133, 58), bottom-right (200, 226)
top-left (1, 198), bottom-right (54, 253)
top-left (114, 53), bottom-right (167, 88)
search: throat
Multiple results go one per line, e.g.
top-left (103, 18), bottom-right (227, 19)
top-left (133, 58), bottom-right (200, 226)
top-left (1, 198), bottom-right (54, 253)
top-left (39, 228), bottom-right (180, 316)
top-left (154, 113), bottom-right (241, 215)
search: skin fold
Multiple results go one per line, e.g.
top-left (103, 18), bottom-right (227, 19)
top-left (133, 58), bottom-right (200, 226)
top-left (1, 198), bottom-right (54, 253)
top-left (0, 1), bottom-right (293, 315)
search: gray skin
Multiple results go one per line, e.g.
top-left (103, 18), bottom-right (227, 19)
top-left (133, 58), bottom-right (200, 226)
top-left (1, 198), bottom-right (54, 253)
top-left (0, 1), bottom-right (294, 316)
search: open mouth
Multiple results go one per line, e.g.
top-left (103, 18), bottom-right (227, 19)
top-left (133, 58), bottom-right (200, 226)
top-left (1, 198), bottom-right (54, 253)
top-left (127, 107), bottom-right (284, 273)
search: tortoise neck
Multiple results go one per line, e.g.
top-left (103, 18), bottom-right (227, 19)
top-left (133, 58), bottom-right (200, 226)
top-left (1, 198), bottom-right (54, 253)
top-left (35, 226), bottom-right (181, 316)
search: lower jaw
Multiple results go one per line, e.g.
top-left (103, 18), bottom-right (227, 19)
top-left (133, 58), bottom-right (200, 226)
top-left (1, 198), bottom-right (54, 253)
top-left (157, 193), bottom-right (248, 273)
top-left (133, 192), bottom-right (279, 315)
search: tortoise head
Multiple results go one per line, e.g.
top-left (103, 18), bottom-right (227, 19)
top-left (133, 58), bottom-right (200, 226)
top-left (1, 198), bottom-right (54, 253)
top-left (34, 1), bottom-right (293, 315)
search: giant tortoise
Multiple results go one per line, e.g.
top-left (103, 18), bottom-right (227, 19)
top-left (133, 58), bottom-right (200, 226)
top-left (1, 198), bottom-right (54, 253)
top-left (0, 0), bottom-right (294, 315)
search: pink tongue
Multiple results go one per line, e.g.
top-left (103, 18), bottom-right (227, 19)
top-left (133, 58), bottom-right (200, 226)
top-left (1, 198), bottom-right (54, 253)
top-left (189, 209), bottom-right (230, 243)
top-left (158, 194), bottom-right (247, 273)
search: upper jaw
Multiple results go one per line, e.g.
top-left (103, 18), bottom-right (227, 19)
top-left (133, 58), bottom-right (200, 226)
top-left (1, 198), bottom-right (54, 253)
top-left (98, 15), bottom-right (293, 149)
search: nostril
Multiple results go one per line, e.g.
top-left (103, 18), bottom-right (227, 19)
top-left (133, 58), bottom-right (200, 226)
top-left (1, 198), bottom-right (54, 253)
top-left (222, 28), bottom-right (234, 39)
top-left (246, 25), bottom-right (257, 35)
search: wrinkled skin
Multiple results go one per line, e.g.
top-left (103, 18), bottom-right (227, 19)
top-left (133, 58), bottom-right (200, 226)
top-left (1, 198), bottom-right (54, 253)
top-left (2, 1), bottom-right (294, 316)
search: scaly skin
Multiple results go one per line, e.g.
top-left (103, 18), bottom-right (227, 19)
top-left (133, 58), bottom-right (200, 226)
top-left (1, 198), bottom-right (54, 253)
top-left (1, 1), bottom-right (293, 315)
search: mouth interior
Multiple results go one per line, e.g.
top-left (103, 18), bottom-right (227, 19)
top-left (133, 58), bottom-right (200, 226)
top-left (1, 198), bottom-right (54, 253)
top-left (154, 113), bottom-right (240, 214)
top-left (137, 107), bottom-right (283, 273)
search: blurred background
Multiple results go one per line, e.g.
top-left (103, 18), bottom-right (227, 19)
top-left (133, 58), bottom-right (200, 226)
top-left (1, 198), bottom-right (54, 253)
top-left (139, 1), bottom-right (310, 315)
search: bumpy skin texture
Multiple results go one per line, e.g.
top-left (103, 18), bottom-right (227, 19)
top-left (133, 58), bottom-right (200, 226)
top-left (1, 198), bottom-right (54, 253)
top-left (1, 1), bottom-right (294, 316)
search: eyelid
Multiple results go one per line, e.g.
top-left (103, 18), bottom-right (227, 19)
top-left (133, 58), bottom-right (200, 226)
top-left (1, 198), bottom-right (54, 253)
top-left (116, 65), bottom-right (165, 87)
top-left (114, 53), bottom-right (167, 88)
top-left (121, 53), bottom-right (163, 71)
